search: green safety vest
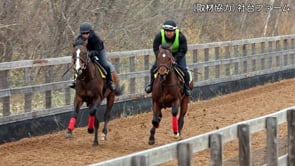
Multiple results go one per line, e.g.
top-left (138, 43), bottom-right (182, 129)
top-left (160, 29), bottom-right (180, 53)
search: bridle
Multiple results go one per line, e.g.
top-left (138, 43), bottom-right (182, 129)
top-left (73, 45), bottom-right (90, 76)
top-left (157, 49), bottom-right (174, 79)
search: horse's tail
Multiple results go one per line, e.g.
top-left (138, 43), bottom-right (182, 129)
top-left (115, 83), bottom-right (125, 96)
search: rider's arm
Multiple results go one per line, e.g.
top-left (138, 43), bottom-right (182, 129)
top-left (153, 33), bottom-right (162, 57)
top-left (174, 32), bottom-right (188, 60)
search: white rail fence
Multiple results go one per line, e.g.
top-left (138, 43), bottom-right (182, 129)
top-left (1, 35), bottom-right (295, 121)
top-left (90, 107), bottom-right (295, 166)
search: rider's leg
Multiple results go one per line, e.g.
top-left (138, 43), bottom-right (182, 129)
top-left (105, 65), bottom-right (115, 90)
top-left (99, 49), bottom-right (115, 90)
top-left (69, 73), bottom-right (77, 89)
top-left (145, 64), bottom-right (157, 93)
top-left (183, 70), bottom-right (191, 96)
top-left (175, 56), bottom-right (191, 96)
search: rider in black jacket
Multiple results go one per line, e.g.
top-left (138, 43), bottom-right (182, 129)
top-left (69, 22), bottom-right (115, 90)
top-left (145, 19), bottom-right (191, 96)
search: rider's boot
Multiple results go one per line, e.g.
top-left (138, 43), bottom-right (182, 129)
top-left (106, 67), bottom-right (115, 91)
top-left (68, 74), bottom-right (77, 89)
top-left (183, 71), bottom-right (191, 96)
top-left (145, 68), bottom-right (155, 93)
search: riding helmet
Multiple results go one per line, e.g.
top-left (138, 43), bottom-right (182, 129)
top-left (80, 22), bottom-right (92, 33)
top-left (162, 19), bottom-right (177, 31)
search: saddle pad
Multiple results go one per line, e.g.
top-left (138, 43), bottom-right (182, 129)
top-left (96, 66), bottom-right (106, 79)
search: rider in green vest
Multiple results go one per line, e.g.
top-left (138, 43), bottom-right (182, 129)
top-left (145, 19), bottom-right (191, 96)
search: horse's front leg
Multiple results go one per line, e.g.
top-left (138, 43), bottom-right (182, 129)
top-left (178, 98), bottom-right (189, 137)
top-left (89, 103), bottom-right (99, 146)
top-left (171, 104), bottom-right (180, 139)
top-left (93, 99), bottom-right (102, 146)
top-left (87, 104), bottom-right (97, 134)
top-left (93, 114), bottom-right (100, 146)
top-left (65, 97), bottom-right (83, 138)
top-left (149, 104), bottom-right (161, 145)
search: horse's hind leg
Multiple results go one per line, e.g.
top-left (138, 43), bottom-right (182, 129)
top-left (93, 117), bottom-right (100, 146)
top-left (92, 103), bottom-right (101, 146)
top-left (178, 98), bottom-right (189, 137)
top-left (102, 93), bottom-right (115, 141)
top-left (102, 108), bottom-right (111, 141)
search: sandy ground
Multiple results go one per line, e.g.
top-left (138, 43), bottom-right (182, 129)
top-left (1, 78), bottom-right (295, 166)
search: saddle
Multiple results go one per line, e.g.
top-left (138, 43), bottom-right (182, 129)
top-left (92, 59), bottom-right (107, 79)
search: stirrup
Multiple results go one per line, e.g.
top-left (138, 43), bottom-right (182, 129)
top-left (68, 80), bottom-right (76, 89)
top-left (145, 84), bottom-right (152, 93)
top-left (184, 85), bottom-right (191, 96)
top-left (109, 81), bottom-right (115, 91)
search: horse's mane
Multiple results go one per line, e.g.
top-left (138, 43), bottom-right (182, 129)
top-left (74, 38), bottom-right (86, 47)
top-left (160, 43), bottom-right (171, 50)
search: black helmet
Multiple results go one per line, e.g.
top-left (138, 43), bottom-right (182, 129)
top-left (162, 19), bottom-right (177, 31)
top-left (80, 22), bottom-right (92, 34)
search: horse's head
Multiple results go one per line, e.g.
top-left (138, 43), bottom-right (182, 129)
top-left (156, 44), bottom-right (174, 80)
top-left (72, 39), bottom-right (89, 76)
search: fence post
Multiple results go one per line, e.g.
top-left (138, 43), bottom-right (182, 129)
top-left (192, 49), bottom-right (199, 82)
top-left (24, 67), bottom-right (32, 112)
top-left (45, 66), bottom-right (52, 109)
top-left (215, 47), bottom-right (220, 79)
top-left (242, 44), bottom-right (248, 73)
top-left (131, 155), bottom-right (148, 166)
top-left (275, 40), bottom-right (281, 67)
top-left (233, 45), bottom-right (239, 75)
top-left (129, 56), bottom-right (135, 93)
top-left (238, 124), bottom-right (251, 166)
top-left (251, 43), bottom-right (256, 72)
top-left (177, 142), bottom-right (192, 166)
top-left (283, 39), bottom-right (288, 66)
top-left (268, 41), bottom-right (273, 69)
top-left (260, 42), bottom-right (265, 70)
top-left (266, 117), bottom-right (278, 166)
top-left (204, 48), bottom-right (209, 80)
top-left (209, 133), bottom-right (223, 166)
top-left (287, 109), bottom-right (295, 166)
top-left (144, 55), bottom-right (150, 87)
top-left (225, 46), bottom-right (230, 76)
top-left (0, 70), bottom-right (10, 116)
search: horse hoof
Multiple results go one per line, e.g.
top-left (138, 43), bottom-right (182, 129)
top-left (93, 142), bottom-right (99, 146)
top-left (101, 133), bottom-right (107, 141)
top-left (65, 132), bottom-right (72, 138)
top-left (173, 133), bottom-right (180, 139)
top-left (88, 128), bottom-right (94, 134)
top-left (148, 140), bottom-right (155, 145)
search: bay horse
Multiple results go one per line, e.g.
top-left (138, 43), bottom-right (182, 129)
top-left (148, 44), bottom-right (193, 145)
top-left (65, 39), bottom-right (123, 146)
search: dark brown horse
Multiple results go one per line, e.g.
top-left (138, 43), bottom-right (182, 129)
top-left (65, 40), bottom-right (123, 146)
top-left (148, 45), bottom-right (193, 145)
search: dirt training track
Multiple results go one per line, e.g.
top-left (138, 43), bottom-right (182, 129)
top-left (1, 78), bottom-right (295, 165)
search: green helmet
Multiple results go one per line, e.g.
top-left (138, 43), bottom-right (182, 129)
top-left (80, 22), bottom-right (92, 34)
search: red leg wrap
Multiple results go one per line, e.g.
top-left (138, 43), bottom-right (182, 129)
top-left (68, 118), bottom-right (76, 131)
top-left (88, 116), bottom-right (94, 129)
top-left (172, 116), bottom-right (178, 133)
